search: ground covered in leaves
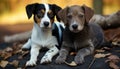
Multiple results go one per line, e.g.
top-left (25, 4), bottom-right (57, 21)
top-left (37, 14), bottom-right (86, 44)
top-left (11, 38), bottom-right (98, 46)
top-left (0, 42), bottom-right (120, 69)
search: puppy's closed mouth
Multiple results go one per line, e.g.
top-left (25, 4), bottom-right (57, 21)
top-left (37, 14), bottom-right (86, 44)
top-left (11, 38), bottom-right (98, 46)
top-left (70, 29), bottom-right (80, 33)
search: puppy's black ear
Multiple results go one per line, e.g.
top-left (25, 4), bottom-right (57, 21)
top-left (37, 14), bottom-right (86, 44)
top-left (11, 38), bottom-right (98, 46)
top-left (58, 7), bottom-right (69, 25)
top-left (52, 4), bottom-right (62, 22)
top-left (82, 5), bottom-right (94, 23)
top-left (26, 3), bottom-right (39, 19)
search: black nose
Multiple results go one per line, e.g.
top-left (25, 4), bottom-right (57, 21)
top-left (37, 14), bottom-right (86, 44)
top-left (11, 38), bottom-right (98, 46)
top-left (44, 22), bottom-right (49, 27)
top-left (72, 24), bottom-right (78, 29)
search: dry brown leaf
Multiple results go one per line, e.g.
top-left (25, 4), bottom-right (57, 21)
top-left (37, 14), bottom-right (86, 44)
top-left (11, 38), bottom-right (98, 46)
top-left (95, 49), bottom-right (105, 53)
top-left (65, 61), bottom-right (77, 66)
top-left (70, 52), bottom-right (77, 55)
top-left (9, 60), bottom-right (19, 67)
top-left (107, 55), bottom-right (120, 61)
top-left (94, 53), bottom-right (111, 58)
top-left (0, 51), bottom-right (12, 59)
top-left (5, 47), bottom-right (13, 52)
top-left (109, 62), bottom-right (120, 69)
top-left (0, 60), bottom-right (8, 68)
top-left (18, 51), bottom-right (29, 59)
top-left (106, 55), bottom-right (120, 69)
top-left (101, 47), bottom-right (111, 50)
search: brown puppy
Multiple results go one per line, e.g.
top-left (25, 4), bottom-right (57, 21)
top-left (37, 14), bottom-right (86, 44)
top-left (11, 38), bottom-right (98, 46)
top-left (56, 5), bottom-right (104, 64)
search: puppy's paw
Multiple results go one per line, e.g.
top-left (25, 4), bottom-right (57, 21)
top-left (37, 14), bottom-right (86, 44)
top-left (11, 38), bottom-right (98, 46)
top-left (26, 60), bottom-right (36, 66)
top-left (55, 56), bottom-right (66, 64)
top-left (22, 44), bottom-right (30, 50)
top-left (40, 55), bottom-right (52, 64)
top-left (74, 56), bottom-right (84, 64)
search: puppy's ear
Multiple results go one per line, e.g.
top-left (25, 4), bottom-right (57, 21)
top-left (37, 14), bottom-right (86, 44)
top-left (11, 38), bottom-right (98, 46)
top-left (58, 7), bottom-right (69, 24)
top-left (52, 4), bottom-right (62, 22)
top-left (82, 5), bottom-right (94, 23)
top-left (26, 3), bottom-right (39, 19)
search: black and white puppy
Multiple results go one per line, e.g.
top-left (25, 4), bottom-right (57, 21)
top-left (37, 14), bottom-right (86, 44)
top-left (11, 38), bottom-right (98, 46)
top-left (23, 3), bottom-right (63, 66)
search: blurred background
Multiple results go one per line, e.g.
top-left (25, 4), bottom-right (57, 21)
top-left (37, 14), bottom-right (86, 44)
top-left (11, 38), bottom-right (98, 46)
top-left (0, 0), bottom-right (120, 38)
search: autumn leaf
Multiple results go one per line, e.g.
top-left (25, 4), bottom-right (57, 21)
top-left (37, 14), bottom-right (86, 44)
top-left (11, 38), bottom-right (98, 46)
top-left (88, 53), bottom-right (112, 69)
top-left (9, 60), bottom-right (19, 67)
top-left (65, 61), bottom-right (77, 66)
top-left (5, 47), bottom-right (13, 52)
top-left (109, 62), bottom-right (120, 69)
top-left (105, 55), bottom-right (120, 69)
top-left (0, 60), bottom-right (8, 68)
top-left (70, 52), bottom-right (77, 55)
top-left (94, 53), bottom-right (111, 58)
top-left (95, 49), bottom-right (105, 53)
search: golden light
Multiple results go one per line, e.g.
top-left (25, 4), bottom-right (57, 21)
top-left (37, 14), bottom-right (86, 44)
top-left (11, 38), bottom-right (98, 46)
top-left (0, 0), bottom-right (119, 25)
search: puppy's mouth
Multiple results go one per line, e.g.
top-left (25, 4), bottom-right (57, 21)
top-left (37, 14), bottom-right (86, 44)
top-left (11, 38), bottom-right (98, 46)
top-left (70, 24), bottom-right (83, 33)
top-left (70, 29), bottom-right (80, 33)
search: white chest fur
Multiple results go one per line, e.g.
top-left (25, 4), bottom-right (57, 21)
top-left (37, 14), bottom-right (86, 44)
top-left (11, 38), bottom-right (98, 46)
top-left (31, 23), bottom-right (58, 48)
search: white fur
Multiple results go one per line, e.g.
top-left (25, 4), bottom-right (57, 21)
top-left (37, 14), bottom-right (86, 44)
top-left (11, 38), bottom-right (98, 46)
top-left (3, 4), bottom-right (61, 66)
top-left (26, 23), bottom-right (59, 66)
top-left (26, 4), bottom-right (59, 66)
top-left (40, 3), bottom-right (51, 28)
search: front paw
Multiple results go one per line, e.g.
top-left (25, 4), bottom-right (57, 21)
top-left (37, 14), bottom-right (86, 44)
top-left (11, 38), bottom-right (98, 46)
top-left (26, 60), bottom-right (37, 66)
top-left (55, 56), bottom-right (66, 64)
top-left (40, 55), bottom-right (52, 64)
top-left (74, 55), bottom-right (84, 64)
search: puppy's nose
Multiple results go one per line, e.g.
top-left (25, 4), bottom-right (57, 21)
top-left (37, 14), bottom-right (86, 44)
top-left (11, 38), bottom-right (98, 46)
top-left (44, 22), bottom-right (49, 27)
top-left (72, 24), bottom-right (78, 29)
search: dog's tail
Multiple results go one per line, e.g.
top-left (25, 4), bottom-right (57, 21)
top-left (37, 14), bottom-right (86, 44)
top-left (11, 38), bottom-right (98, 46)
top-left (4, 31), bottom-right (31, 43)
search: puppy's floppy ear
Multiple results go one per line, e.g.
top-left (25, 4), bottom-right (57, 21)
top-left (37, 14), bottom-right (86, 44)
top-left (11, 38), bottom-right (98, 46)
top-left (52, 4), bottom-right (62, 22)
top-left (26, 3), bottom-right (39, 19)
top-left (82, 5), bottom-right (94, 23)
top-left (58, 7), bottom-right (69, 25)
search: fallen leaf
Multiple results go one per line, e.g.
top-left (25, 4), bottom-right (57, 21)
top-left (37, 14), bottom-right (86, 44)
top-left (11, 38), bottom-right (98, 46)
top-left (0, 51), bottom-right (12, 59)
top-left (5, 47), bottom-right (13, 52)
top-left (70, 52), bottom-right (77, 55)
top-left (101, 47), bottom-right (111, 50)
top-left (109, 62), bottom-right (120, 69)
top-left (105, 55), bottom-right (120, 69)
top-left (0, 60), bottom-right (8, 68)
top-left (65, 61), bottom-right (77, 66)
top-left (94, 53), bottom-right (111, 58)
top-left (18, 51), bottom-right (29, 59)
top-left (95, 49), bottom-right (105, 53)
top-left (9, 60), bottom-right (19, 67)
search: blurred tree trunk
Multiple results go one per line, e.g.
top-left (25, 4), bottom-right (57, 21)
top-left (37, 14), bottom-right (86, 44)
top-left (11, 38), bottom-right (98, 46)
top-left (93, 0), bottom-right (103, 14)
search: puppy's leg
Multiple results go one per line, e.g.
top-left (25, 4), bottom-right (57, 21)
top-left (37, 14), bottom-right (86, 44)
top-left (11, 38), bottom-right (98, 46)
top-left (40, 46), bottom-right (59, 64)
top-left (26, 45), bottom-right (41, 66)
top-left (74, 40), bottom-right (94, 64)
top-left (22, 38), bottom-right (31, 50)
top-left (56, 48), bottom-right (69, 64)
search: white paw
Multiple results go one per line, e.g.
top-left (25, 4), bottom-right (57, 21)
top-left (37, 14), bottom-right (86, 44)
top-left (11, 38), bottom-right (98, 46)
top-left (26, 60), bottom-right (37, 66)
top-left (22, 44), bottom-right (30, 49)
top-left (40, 55), bottom-right (52, 64)
top-left (22, 39), bottom-right (31, 49)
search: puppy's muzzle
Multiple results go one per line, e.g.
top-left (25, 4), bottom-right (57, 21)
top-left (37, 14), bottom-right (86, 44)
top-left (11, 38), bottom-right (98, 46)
top-left (72, 24), bottom-right (78, 29)
top-left (44, 21), bottom-right (49, 27)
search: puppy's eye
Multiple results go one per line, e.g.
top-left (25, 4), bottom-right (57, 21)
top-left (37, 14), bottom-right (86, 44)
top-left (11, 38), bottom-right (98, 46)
top-left (48, 12), bottom-right (54, 18)
top-left (78, 14), bottom-right (83, 18)
top-left (67, 15), bottom-right (72, 19)
top-left (37, 13), bottom-right (44, 18)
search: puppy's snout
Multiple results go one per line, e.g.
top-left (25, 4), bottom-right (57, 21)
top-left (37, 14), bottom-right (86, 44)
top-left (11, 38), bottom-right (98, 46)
top-left (72, 24), bottom-right (78, 29)
top-left (44, 22), bottom-right (49, 27)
